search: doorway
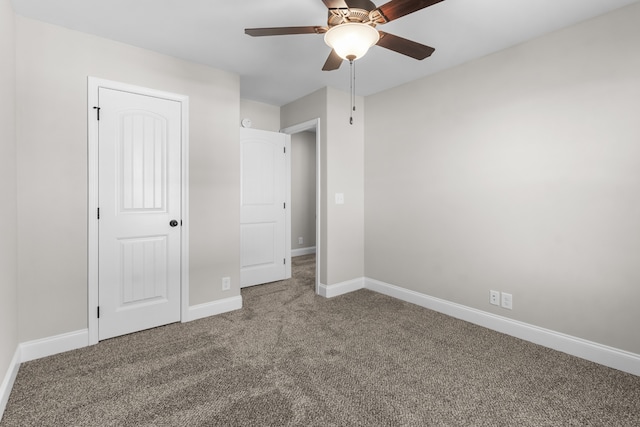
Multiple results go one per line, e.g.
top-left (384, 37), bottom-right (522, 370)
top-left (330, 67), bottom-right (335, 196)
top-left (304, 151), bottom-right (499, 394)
top-left (281, 119), bottom-right (321, 295)
top-left (87, 78), bottom-right (190, 344)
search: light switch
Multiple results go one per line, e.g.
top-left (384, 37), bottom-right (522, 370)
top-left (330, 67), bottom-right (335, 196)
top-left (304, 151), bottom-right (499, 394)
top-left (335, 193), bottom-right (345, 205)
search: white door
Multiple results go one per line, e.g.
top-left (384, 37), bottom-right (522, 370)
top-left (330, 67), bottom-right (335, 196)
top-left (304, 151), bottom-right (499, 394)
top-left (240, 128), bottom-right (290, 287)
top-left (98, 88), bottom-right (182, 340)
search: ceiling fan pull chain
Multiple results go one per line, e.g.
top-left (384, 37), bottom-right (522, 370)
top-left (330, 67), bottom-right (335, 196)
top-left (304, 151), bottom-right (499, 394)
top-left (353, 58), bottom-right (356, 114)
top-left (349, 58), bottom-right (354, 125)
top-left (349, 58), bottom-right (357, 125)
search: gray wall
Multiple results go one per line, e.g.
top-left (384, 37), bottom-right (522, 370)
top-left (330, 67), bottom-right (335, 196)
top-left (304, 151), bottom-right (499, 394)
top-left (325, 88), bottom-right (365, 285)
top-left (291, 131), bottom-right (316, 251)
top-left (15, 17), bottom-right (241, 342)
top-left (282, 89), bottom-right (328, 284)
top-left (364, 3), bottom-right (640, 354)
top-left (0, 0), bottom-right (18, 393)
top-left (281, 87), bottom-right (365, 286)
top-left (240, 99), bottom-right (280, 132)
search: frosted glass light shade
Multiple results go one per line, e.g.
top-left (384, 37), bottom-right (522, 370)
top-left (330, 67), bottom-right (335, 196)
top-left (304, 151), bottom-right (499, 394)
top-left (324, 23), bottom-right (380, 60)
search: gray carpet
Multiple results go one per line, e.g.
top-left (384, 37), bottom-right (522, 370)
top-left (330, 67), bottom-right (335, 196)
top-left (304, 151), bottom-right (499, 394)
top-left (2, 254), bottom-right (639, 426)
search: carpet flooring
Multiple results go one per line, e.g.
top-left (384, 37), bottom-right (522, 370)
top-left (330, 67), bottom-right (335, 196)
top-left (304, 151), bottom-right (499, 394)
top-left (2, 254), bottom-right (640, 426)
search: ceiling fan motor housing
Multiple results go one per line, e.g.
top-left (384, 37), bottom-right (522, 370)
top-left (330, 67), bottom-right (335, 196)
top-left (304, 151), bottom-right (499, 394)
top-left (327, 0), bottom-right (379, 27)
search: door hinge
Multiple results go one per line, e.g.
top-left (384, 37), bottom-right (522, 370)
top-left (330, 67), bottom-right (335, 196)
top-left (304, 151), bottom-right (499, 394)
top-left (97, 306), bottom-right (100, 318)
top-left (283, 202), bottom-right (286, 209)
top-left (93, 106), bottom-right (101, 120)
top-left (97, 207), bottom-right (100, 219)
top-left (284, 146), bottom-right (286, 154)
top-left (283, 258), bottom-right (286, 265)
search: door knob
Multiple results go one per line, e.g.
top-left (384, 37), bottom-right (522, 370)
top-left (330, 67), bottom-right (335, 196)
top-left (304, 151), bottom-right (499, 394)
top-left (169, 220), bottom-right (179, 227)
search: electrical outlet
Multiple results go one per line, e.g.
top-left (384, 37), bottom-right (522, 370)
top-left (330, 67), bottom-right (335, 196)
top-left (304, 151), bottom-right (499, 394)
top-left (490, 290), bottom-right (500, 306)
top-left (501, 292), bottom-right (513, 310)
top-left (298, 237), bottom-right (304, 245)
top-left (222, 277), bottom-right (231, 291)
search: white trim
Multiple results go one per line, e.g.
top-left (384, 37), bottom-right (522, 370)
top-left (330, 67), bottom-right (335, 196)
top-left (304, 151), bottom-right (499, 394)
top-left (19, 330), bottom-right (89, 363)
top-left (87, 77), bottom-right (99, 345)
top-left (179, 91), bottom-right (191, 328)
top-left (364, 277), bottom-right (640, 377)
top-left (87, 77), bottom-right (189, 345)
top-left (319, 278), bottom-right (365, 299)
top-left (185, 296), bottom-right (243, 322)
top-left (281, 118), bottom-right (322, 296)
top-left (292, 246), bottom-right (316, 257)
top-left (280, 119), bottom-right (319, 135)
top-left (285, 134), bottom-right (292, 280)
top-left (0, 348), bottom-right (21, 421)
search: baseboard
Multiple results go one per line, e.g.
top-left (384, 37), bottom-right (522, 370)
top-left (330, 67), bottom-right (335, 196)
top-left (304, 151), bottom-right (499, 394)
top-left (292, 247), bottom-right (316, 257)
top-left (185, 295), bottom-right (243, 322)
top-left (17, 297), bottom-right (243, 362)
top-left (365, 277), bottom-right (640, 377)
top-left (20, 329), bottom-right (89, 364)
top-left (0, 347), bottom-right (21, 421)
top-left (319, 277), bottom-right (365, 298)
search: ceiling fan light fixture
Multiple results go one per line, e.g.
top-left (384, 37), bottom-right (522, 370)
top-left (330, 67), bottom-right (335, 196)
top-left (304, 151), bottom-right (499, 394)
top-left (324, 23), bottom-right (380, 60)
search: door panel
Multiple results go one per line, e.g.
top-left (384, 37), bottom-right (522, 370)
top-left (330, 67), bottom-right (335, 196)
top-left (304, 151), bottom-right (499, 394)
top-left (241, 223), bottom-right (277, 267)
top-left (118, 236), bottom-right (168, 305)
top-left (242, 141), bottom-right (277, 205)
top-left (240, 128), bottom-right (289, 287)
top-left (119, 113), bottom-right (167, 211)
top-left (98, 88), bottom-right (181, 340)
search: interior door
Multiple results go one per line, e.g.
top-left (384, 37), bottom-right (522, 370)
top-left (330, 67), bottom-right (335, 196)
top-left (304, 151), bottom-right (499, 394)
top-left (98, 87), bottom-right (182, 340)
top-left (240, 128), bottom-right (290, 287)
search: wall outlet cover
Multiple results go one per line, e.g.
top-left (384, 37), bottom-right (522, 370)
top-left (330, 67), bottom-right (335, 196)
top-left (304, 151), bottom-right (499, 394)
top-left (490, 290), bottom-right (500, 306)
top-left (501, 292), bottom-right (513, 310)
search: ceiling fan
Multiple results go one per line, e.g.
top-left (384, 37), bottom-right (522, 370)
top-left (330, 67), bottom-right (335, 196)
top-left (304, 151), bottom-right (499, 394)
top-left (245, 0), bottom-right (445, 71)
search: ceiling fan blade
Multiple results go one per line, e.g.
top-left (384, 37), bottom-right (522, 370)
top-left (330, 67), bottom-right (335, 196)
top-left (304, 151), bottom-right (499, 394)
top-left (245, 26), bottom-right (327, 37)
top-left (322, 49), bottom-right (343, 71)
top-left (322, 0), bottom-right (349, 8)
top-left (374, 0), bottom-right (444, 23)
top-left (376, 31), bottom-right (435, 60)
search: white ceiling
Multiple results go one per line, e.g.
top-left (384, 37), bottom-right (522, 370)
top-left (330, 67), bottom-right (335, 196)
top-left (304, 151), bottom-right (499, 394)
top-left (10, 0), bottom-right (639, 106)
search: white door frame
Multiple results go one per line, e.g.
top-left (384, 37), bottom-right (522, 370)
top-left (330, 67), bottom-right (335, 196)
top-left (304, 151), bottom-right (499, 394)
top-left (281, 119), bottom-right (321, 295)
top-left (87, 77), bottom-right (190, 345)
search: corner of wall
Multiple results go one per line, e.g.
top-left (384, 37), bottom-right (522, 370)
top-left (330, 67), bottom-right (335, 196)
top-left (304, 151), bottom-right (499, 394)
top-left (0, 348), bottom-right (20, 421)
top-left (0, 0), bottom-right (19, 420)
